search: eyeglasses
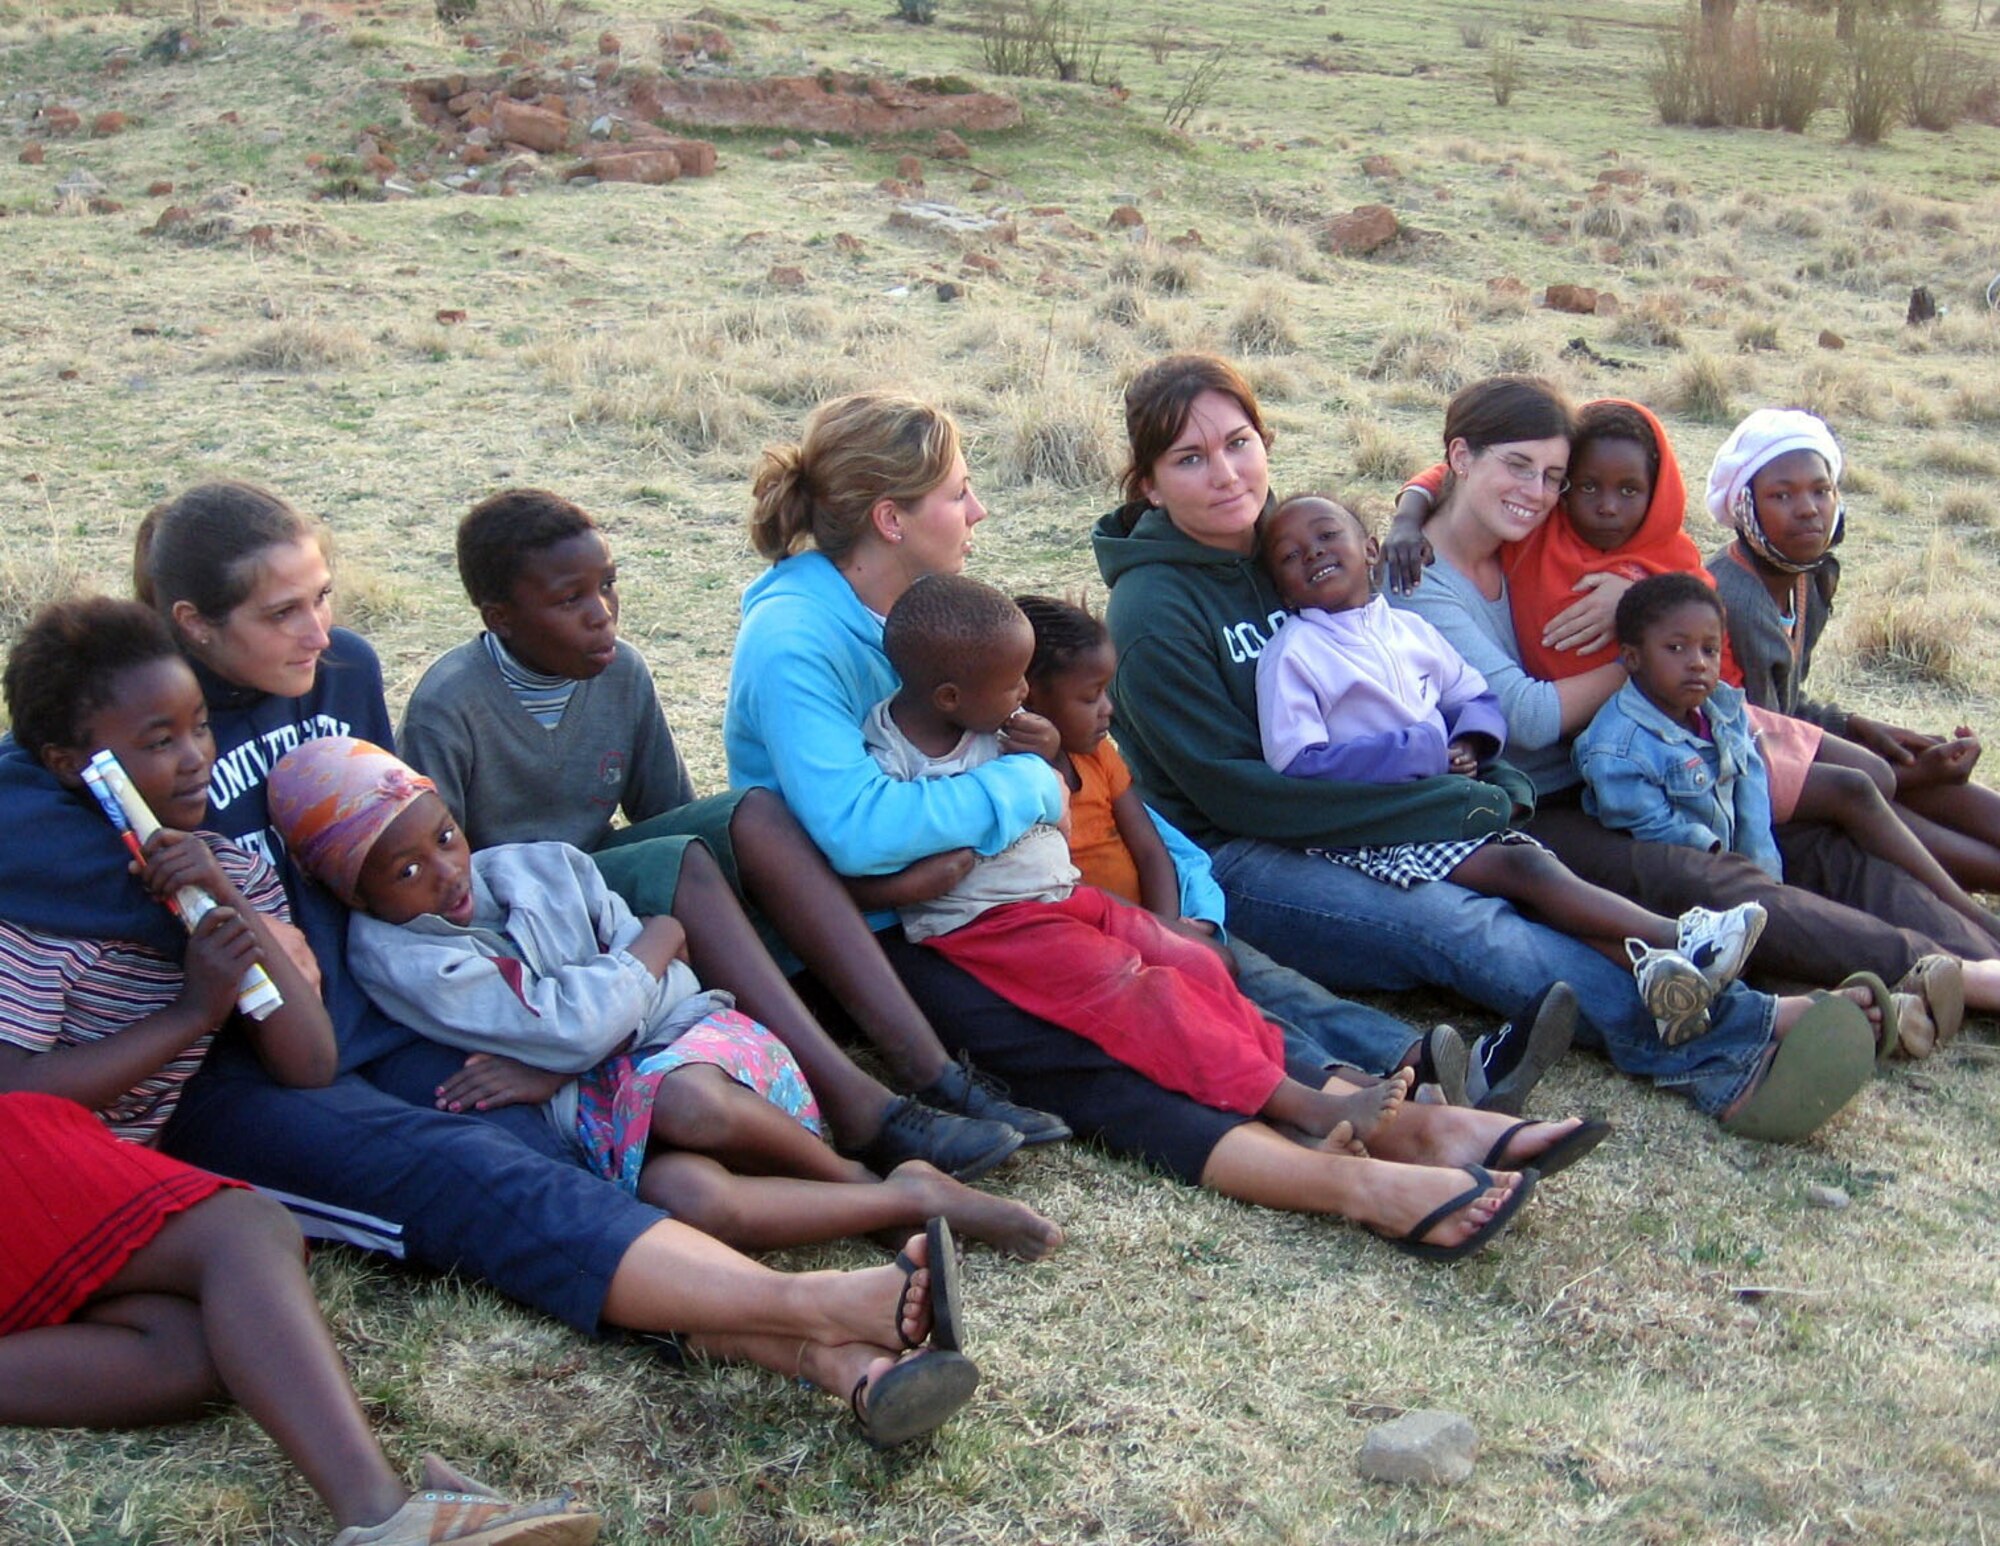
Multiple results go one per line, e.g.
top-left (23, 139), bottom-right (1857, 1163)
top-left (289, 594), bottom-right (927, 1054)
top-left (1483, 450), bottom-right (1570, 495)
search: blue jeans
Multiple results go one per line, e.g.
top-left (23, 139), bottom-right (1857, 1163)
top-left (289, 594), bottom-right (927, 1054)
top-left (1209, 836), bottom-right (1776, 1118)
top-left (1226, 937), bottom-right (1418, 1075)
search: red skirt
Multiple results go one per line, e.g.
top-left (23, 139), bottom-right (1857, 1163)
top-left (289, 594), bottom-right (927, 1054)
top-left (1746, 703), bottom-right (1826, 823)
top-left (0, 1091), bottom-right (244, 1335)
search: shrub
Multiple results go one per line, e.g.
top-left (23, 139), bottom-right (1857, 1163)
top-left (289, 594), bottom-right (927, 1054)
top-left (974, 0), bottom-right (1112, 84)
top-left (1841, 19), bottom-right (1910, 143)
top-left (1758, 11), bottom-right (1834, 131)
top-left (1162, 45), bottom-right (1226, 131)
top-left (896, 0), bottom-right (937, 21)
top-left (1460, 15), bottom-right (1491, 48)
top-left (1905, 36), bottom-right (1971, 129)
top-left (1489, 39), bottom-right (1522, 105)
top-left (1566, 17), bottom-right (1597, 48)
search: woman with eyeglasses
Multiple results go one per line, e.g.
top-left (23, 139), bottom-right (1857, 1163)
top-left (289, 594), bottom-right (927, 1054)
top-left (1096, 356), bottom-right (1879, 1142)
top-left (1389, 376), bottom-right (1999, 1036)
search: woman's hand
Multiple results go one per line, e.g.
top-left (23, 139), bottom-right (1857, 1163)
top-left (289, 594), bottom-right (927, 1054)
top-left (1377, 514), bottom-right (1434, 598)
top-left (435, 1052), bottom-right (567, 1113)
top-left (177, 906), bottom-right (261, 1027)
top-left (137, 829), bottom-right (231, 904)
top-left (1542, 572), bottom-right (1633, 655)
top-left (996, 708), bottom-right (1062, 763)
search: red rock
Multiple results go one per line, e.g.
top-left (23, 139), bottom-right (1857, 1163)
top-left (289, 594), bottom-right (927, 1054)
top-left (1818, 330), bottom-right (1845, 350)
top-left (542, 94), bottom-right (566, 117)
top-left (147, 179), bottom-right (174, 196)
top-left (436, 308), bottom-right (468, 324)
top-left (768, 138), bottom-right (801, 160)
top-left (461, 145), bottom-right (490, 165)
top-left (567, 148), bottom-right (681, 183)
top-left (1323, 203), bottom-right (1398, 255)
top-left (1028, 204), bottom-right (1064, 215)
top-left (767, 264), bottom-right (806, 288)
top-left (1545, 283), bottom-right (1600, 314)
top-left (38, 106), bottom-right (82, 135)
top-left (962, 252), bottom-right (1000, 274)
top-left (364, 154), bottom-right (396, 176)
top-left (1168, 228), bottom-right (1203, 249)
top-left (934, 129), bottom-right (970, 158)
top-left (219, 110), bottom-right (241, 125)
top-left (1692, 275), bottom-right (1734, 293)
top-left (661, 26), bottom-right (730, 57)
top-left (1360, 154), bottom-right (1397, 178)
top-left (247, 224), bottom-right (276, 248)
top-left (91, 111), bottom-right (127, 137)
top-left (1486, 276), bottom-right (1527, 299)
top-left (624, 73), bottom-right (1021, 138)
top-left (969, 175), bottom-right (992, 192)
top-left (658, 138), bottom-right (714, 176)
top-left (492, 99), bottom-right (570, 154)
top-left (875, 177), bottom-right (909, 196)
top-left (834, 232), bottom-right (863, 253)
top-left (1593, 293), bottom-right (1622, 317)
top-left (1108, 204), bottom-right (1144, 229)
top-left (58, 368), bottom-right (79, 380)
top-left (87, 196), bottom-right (123, 214)
top-left (896, 153), bottom-right (923, 181)
top-left (18, 142), bottom-right (44, 165)
top-left (598, 32), bottom-right (621, 53)
top-left (447, 89), bottom-right (485, 115)
top-left (146, 205), bottom-right (191, 233)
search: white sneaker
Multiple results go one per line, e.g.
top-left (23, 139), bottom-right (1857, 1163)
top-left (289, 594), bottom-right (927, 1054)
top-left (1675, 902), bottom-right (1768, 992)
top-left (1627, 940), bottom-right (1718, 1046)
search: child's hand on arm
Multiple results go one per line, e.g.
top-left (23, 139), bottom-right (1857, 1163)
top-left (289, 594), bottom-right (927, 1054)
top-left (177, 906), bottom-right (261, 1027)
top-left (1446, 737), bottom-right (1482, 777)
top-left (1844, 715), bottom-right (1937, 768)
top-left (626, 915), bottom-right (689, 977)
top-left (843, 848), bottom-right (979, 909)
top-left (1379, 486), bottom-right (1437, 597)
top-left (1901, 726), bottom-right (1980, 790)
top-left (996, 708), bottom-right (1062, 764)
top-left (435, 1052), bottom-right (567, 1113)
top-left (136, 828), bottom-right (234, 906)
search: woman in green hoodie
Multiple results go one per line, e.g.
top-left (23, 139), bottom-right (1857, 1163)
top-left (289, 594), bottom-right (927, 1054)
top-left (1094, 354), bottom-right (1874, 1140)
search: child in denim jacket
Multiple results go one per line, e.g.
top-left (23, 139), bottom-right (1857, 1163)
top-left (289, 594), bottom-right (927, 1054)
top-left (1574, 573), bottom-right (1783, 879)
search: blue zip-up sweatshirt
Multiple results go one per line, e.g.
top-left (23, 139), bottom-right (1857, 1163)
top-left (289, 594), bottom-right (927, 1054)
top-left (0, 630), bottom-right (409, 1072)
top-left (724, 551), bottom-right (1064, 888)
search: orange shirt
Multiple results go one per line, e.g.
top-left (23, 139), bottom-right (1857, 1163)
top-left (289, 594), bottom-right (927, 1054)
top-left (1067, 740), bottom-right (1143, 905)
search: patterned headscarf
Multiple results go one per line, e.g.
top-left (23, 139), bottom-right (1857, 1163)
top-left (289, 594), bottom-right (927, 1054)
top-left (1704, 407), bottom-right (1845, 574)
top-left (268, 736), bottom-right (435, 907)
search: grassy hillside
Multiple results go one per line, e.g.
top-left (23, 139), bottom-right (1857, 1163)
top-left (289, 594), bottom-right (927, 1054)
top-left (3, 0), bottom-right (1999, 1540)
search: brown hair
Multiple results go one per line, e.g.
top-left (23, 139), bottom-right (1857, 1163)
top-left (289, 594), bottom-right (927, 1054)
top-left (134, 480), bottom-right (322, 622)
top-left (1118, 353), bottom-right (1272, 506)
top-left (748, 392), bottom-right (963, 564)
top-left (1440, 375), bottom-right (1576, 456)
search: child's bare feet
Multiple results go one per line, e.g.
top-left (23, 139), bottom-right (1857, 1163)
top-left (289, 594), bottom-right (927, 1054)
top-left (884, 1161), bottom-right (1065, 1261)
top-left (1773, 986), bottom-right (1882, 1041)
top-left (1289, 1067), bottom-right (1414, 1145)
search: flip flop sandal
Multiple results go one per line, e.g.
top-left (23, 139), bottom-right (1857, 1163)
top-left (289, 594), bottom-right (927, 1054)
top-left (892, 1217), bottom-right (964, 1352)
top-left (1721, 993), bottom-right (1875, 1142)
top-left (1480, 1116), bottom-right (1612, 1179)
top-left (1372, 1163), bottom-right (1538, 1264)
top-left (1894, 953), bottom-right (1963, 1053)
top-left (849, 1349), bottom-right (981, 1449)
top-left (1835, 971), bottom-right (1900, 1063)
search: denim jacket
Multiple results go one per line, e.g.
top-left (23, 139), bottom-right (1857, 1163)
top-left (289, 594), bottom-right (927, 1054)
top-left (1573, 680), bottom-right (1784, 880)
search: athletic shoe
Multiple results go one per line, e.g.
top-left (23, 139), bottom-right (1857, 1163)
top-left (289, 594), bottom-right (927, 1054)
top-left (1465, 981), bottom-right (1577, 1115)
top-left (918, 1053), bottom-right (1072, 1146)
top-left (1628, 941), bottom-right (1717, 1046)
top-left (1674, 902), bottom-right (1768, 992)
top-left (859, 1097), bottom-right (1023, 1183)
top-left (1419, 1024), bottom-right (1471, 1107)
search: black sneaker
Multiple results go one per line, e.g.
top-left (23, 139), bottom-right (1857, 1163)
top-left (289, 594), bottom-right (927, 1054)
top-left (1466, 981), bottom-right (1577, 1115)
top-left (918, 1054), bottom-right (1072, 1147)
top-left (858, 1097), bottom-right (1024, 1183)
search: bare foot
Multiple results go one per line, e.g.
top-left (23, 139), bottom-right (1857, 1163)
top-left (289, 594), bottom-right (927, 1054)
top-left (1773, 986), bottom-right (1879, 1040)
top-left (1307, 1119), bottom-right (1367, 1157)
top-left (1364, 1101), bottom-right (1586, 1171)
top-left (797, 1339), bottom-right (902, 1402)
top-left (886, 1161), bottom-right (1065, 1261)
top-left (1298, 1067), bottom-right (1413, 1143)
top-left (1346, 1161), bottom-right (1521, 1251)
top-left (818, 1232), bottom-right (930, 1352)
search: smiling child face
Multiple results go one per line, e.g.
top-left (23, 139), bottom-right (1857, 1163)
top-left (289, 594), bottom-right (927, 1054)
top-left (1261, 497), bottom-right (1377, 614)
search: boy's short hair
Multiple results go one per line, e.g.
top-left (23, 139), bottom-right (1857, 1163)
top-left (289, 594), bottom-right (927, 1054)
top-left (1015, 594), bottom-right (1108, 682)
top-left (1262, 492), bottom-right (1369, 555)
top-left (457, 489), bottom-right (598, 608)
top-left (1574, 402), bottom-right (1661, 484)
top-left (883, 574), bottom-right (1026, 697)
top-left (4, 596), bottom-right (181, 758)
top-left (1614, 572), bottom-right (1725, 648)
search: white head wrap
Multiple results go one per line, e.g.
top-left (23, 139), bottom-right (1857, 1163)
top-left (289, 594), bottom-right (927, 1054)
top-left (1704, 408), bottom-right (1843, 571)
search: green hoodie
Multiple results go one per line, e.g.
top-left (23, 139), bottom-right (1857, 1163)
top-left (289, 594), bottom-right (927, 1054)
top-left (1092, 502), bottom-right (1534, 850)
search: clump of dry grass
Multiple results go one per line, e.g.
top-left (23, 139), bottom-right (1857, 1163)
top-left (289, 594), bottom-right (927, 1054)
top-left (1244, 219), bottom-right (1312, 273)
top-left (1795, 358), bottom-right (1882, 421)
top-left (1734, 318), bottom-right (1781, 352)
top-left (1938, 486), bottom-right (1996, 529)
top-left (1365, 319), bottom-right (1474, 391)
top-left (1343, 415), bottom-right (1422, 483)
top-left (1227, 282), bottom-right (1299, 355)
top-left (1949, 383), bottom-right (2000, 424)
top-left (1663, 352), bottom-right (1743, 422)
top-left (1660, 197), bottom-right (1702, 235)
top-left (1921, 437), bottom-right (2000, 478)
top-left (0, 547), bottom-right (94, 646)
top-left (1844, 579), bottom-right (1966, 686)
top-left (1576, 200), bottom-right (1653, 242)
top-left (990, 368), bottom-right (1117, 490)
top-left (220, 319), bottom-right (374, 372)
top-left (1769, 200), bottom-right (1827, 239)
top-left (1095, 281), bottom-right (1147, 329)
top-left (1610, 292), bottom-right (1688, 350)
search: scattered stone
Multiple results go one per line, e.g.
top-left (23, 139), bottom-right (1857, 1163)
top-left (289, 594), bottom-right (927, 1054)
top-left (91, 111), bottom-right (128, 136)
top-left (55, 168), bottom-right (107, 197)
top-left (876, 177), bottom-right (910, 196)
top-left (1357, 1410), bottom-right (1479, 1487)
top-left (962, 251), bottom-right (1000, 274)
top-left (889, 201), bottom-right (1009, 237)
top-left (767, 264), bottom-right (806, 288)
top-left (833, 231), bottom-right (864, 253)
top-left (146, 204), bottom-right (192, 233)
top-left (1108, 204), bottom-right (1145, 229)
top-left (686, 1487), bottom-right (737, 1517)
top-left (1560, 336), bottom-right (1629, 371)
top-left (436, 308), bottom-right (468, 324)
top-left (147, 179), bottom-right (174, 196)
top-left (1486, 275), bottom-right (1528, 300)
top-left (767, 138), bottom-right (801, 160)
top-left (1360, 154), bottom-right (1398, 178)
top-left (896, 153), bottom-right (923, 181)
top-left (934, 129), bottom-right (971, 158)
top-left (1818, 329), bottom-right (1845, 350)
top-left (968, 175), bottom-right (992, 191)
top-left (564, 148), bottom-right (681, 184)
top-left (1545, 282), bottom-right (1601, 315)
top-left (598, 32), bottom-right (622, 54)
top-left (1593, 292), bottom-right (1622, 317)
top-left (656, 137), bottom-right (714, 176)
top-left (1168, 227), bottom-right (1203, 249)
top-left (1027, 204), bottom-right (1064, 216)
top-left (38, 106), bottom-right (82, 136)
top-left (661, 25), bottom-right (732, 58)
top-left (87, 196), bottom-right (123, 214)
top-left (588, 113), bottom-right (614, 139)
top-left (1806, 1184), bottom-right (1850, 1209)
top-left (18, 142), bottom-right (44, 165)
top-left (219, 110), bottom-right (241, 125)
top-left (936, 280), bottom-right (965, 301)
top-left (492, 99), bottom-right (571, 154)
top-left (1907, 285), bottom-right (1937, 326)
top-left (1323, 202), bottom-right (1398, 255)
top-left (58, 368), bottom-right (79, 380)
top-left (626, 72), bottom-right (1020, 137)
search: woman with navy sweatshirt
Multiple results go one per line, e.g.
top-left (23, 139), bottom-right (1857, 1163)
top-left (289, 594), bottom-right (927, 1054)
top-left (0, 479), bottom-right (996, 1440)
top-left (724, 391), bottom-right (1624, 1260)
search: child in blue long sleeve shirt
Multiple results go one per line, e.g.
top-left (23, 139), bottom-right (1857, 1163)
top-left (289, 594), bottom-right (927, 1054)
top-left (1574, 574), bottom-right (1785, 879)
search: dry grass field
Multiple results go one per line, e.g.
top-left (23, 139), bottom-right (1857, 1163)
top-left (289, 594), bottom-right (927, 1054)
top-left (4, 0), bottom-right (2000, 1540)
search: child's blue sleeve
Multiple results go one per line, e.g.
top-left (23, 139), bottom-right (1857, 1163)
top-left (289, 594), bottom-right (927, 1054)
top-left (1145, 804), bottom-right (1229, 935)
